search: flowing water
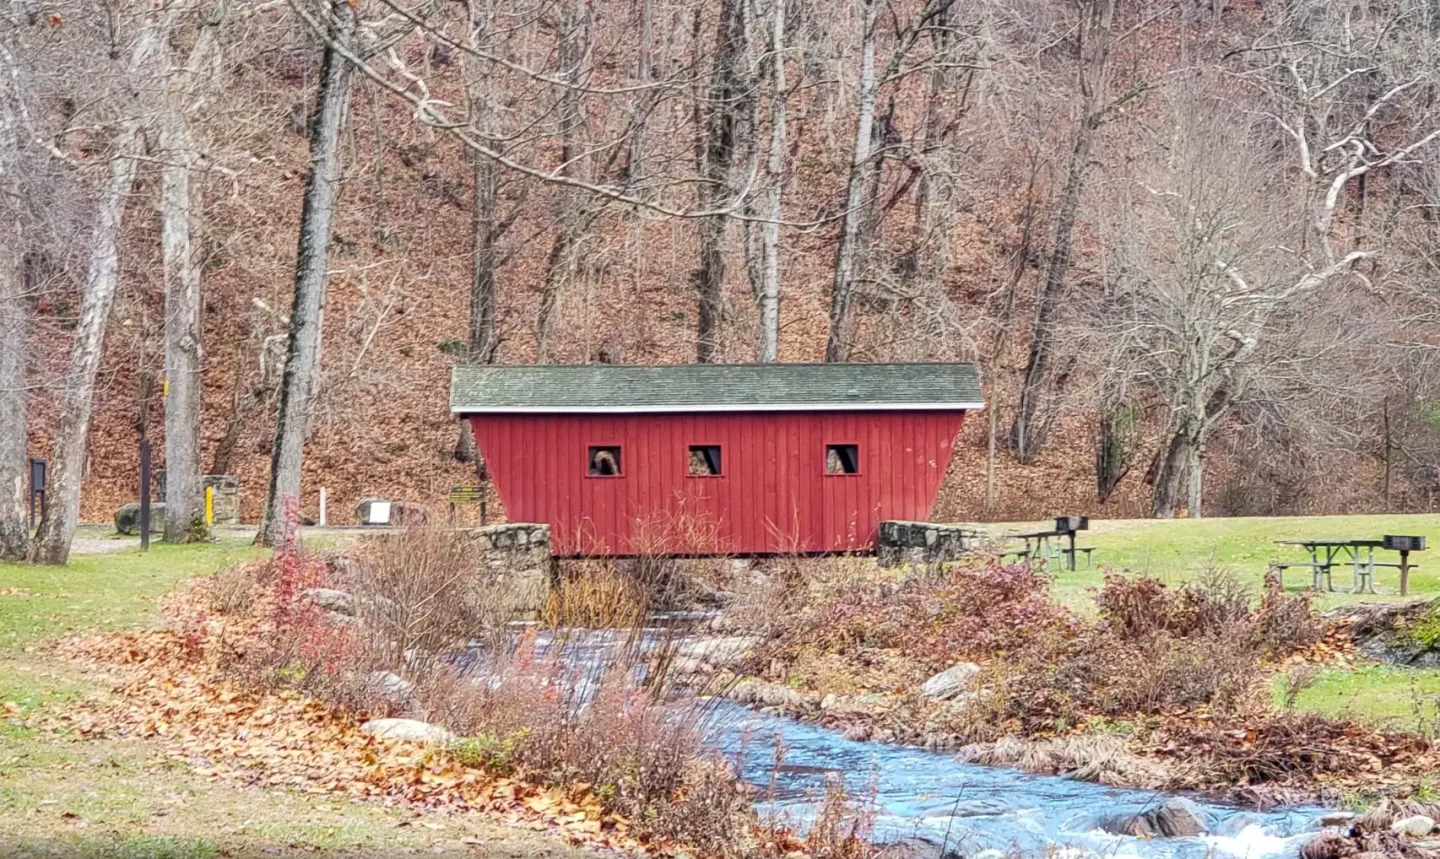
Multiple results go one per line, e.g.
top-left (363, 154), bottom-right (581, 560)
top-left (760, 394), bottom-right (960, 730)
top-left (517, 627), bottom-right (1332, 859)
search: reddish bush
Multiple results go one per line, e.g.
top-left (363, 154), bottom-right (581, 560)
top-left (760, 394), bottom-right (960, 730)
top-left (777, 561), bottom-right (1073, 672)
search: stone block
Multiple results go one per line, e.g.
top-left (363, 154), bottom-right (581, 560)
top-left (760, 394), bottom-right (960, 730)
top-left (203, 475), bottom-right (241, 525)
top-left (115, 502), bottom-right (166, 535)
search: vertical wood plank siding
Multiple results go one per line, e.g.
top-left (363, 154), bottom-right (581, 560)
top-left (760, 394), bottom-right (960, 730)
top-left (467, 410), bottom-right (967, 555)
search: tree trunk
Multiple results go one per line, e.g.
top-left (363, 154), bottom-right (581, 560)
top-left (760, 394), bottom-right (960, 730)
top-left (159, 111), bottom-right (204, 543)
top-left (1010, 0), bottom-right (1114, 463)
top-left (1010, 117), bottom-right (1097, 462)
top-left (455, 143), bottom-right (499, 462)
top-left (696, 0), bottom-right (745, 363)
top-left (1151, 428), bottom-right (1187, 519)
top-left (824, 0), bottom-right (879, 364)
top-left (467, 142), bottom-right (499, 358)
top-left (29, 122), bottom-right (145, 564)
top-left (754, 0), bottom-right (785, 363)
top-left (1095, 397), bottom-right (1135, 504)
top-left (159, 0), bottom-right (223, 543)
top-left (0, 36), bottom-right (29, 560)
top-left (0, 246), bottom-right (26, 561)
top-left (255, 8), bottom-right (355, 546)
top-left (1187, 431), bottom-right (1204, 519)
top-left (535, 0), bottom-right (590, 363)
top-left (622, 0), bottom-right (652, 185)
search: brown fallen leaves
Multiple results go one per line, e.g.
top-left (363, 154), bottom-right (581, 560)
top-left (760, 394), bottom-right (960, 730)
top-left (42, 625), bottom-right (646, 853)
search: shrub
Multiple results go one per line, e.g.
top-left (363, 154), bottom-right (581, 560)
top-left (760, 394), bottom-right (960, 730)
top-left (774, 560), bottom-right (1072, 673)
top-left (1253, 585), bottom-right (1324, 656)
top-left (1095, 573), bottom-right (1173, 638)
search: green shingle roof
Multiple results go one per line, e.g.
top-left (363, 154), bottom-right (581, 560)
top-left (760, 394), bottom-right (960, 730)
top-left (450, 363), bottom-right (984, 413)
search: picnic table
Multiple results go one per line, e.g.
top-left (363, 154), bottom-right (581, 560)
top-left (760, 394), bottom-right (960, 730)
top-left (1004, 527), bottom-right (1094, 572)
top-left (1272, 536), bottom-right (1425, 594)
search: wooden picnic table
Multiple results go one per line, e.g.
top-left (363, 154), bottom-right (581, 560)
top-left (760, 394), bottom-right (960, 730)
top-left (1273, 539), bottom-right (1417, 594)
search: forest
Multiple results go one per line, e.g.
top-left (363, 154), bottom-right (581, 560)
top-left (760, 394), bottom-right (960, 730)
top-left (1, 0), bottom-right (1439, 562)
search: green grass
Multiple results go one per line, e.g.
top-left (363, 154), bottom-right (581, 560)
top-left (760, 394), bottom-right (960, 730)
top-left (984, 513), bottom-right (1440, 609)
top-left (1274, 664), bottom-right (1440, 734)
top-left (0, 533), bottom-right (265, 652)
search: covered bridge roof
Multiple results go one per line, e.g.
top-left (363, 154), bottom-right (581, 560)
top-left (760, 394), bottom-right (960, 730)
top-left (450, 363), bottom-right (984, 414)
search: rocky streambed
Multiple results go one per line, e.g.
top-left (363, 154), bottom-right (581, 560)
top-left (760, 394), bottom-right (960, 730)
top-left (528, 627), bottom-right (1339, 859)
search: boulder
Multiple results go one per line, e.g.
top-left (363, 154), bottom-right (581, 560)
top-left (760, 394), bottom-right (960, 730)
top-left (674, 636), bottom-right (760, 668)
top-left (1391, 815), bottom-right (1436, 837)
top-left (919, 662), bottom-right (981, 700)
top-left (359, 718), bottom-right (453, 744)
top-left (114, 502), bottom-right (166, 536)
top-left (364, 671), bottom-right (415, 705)
top-left (1318, 811), bottom-right (1359, 828)
top-left (875, 838), bottom-right (964, 859)
top-left (728, 678), bottom-right (813, 710)
top-left (302, 588), bottom-right (356, 616)
top-left (1152, 798), bottom-right (1212, 837)
top-left (1103, 798), bottom-right (1212, 838)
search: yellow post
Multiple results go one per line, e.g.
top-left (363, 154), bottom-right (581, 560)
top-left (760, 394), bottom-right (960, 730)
top-left (205, 486), bottom-right (214, 527)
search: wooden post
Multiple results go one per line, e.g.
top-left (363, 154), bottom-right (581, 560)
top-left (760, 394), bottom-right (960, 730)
top-left (204, 485), bottom-right (214, 527)
top-left (319, 487), bottom-right (327, 527)
top-left (1068, 531), bottom-right (1077, 572)
top-left (139, 440), bottom-right (151, 552)
top-left (1401, 549), bottom-right (1411, 597)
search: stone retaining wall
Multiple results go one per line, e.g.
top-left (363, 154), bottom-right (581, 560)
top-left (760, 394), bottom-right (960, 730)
top-left (463, 523), bottom-right (553, 620)
top-left (876, 520), bottom-right (979, 567)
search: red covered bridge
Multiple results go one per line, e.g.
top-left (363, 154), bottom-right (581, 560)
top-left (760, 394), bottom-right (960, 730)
top-left (451, 363), bottom-right (983, 556)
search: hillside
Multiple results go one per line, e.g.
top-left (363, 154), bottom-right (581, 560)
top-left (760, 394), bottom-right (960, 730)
top-left (9, 0), bottom-right (1439, 530)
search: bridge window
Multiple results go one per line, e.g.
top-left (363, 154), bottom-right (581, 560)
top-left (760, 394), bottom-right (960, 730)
top-left (688, 445), bottom-right (722, 476)
top-left (588, 446), bottom-right (622, 476)
top-left (825, 444), bottom-right (859, 475)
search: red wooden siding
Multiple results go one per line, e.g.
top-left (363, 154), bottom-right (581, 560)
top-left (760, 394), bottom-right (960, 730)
top-left (466, 410), bottom-right (967, 556)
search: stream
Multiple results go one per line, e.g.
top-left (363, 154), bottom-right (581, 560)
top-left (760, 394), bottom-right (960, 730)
top-left (518, 627), bottom-right (1333, 859)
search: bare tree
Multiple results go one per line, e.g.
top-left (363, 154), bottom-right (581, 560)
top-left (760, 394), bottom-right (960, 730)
top-left (1010, 0), bottom-right (1123, 463)
top-left (824, 0), bottom-right (958, 363)
top-left (454, 1), bottom-right (508, 463)
top-left (1091, 80), bottom-right (1420, 518)
top-left (534, 0), bottom-right (591, 363)
top-left (694, 0), bottom-right (747, 362)
top-left (30, 8), bottom-right (173, 565)
top-left (255, 2), bottom-right (357, 546)
top-left (822, 0), bottom-right (879, 364)
top-left (257, 0), bottom-right (443, 544)
top-left (752, 0), bottom-right (786, 362)
top-left (160, 0), bottom-right (227, 542)
top-left (0, 22), bottom-right (30, 560)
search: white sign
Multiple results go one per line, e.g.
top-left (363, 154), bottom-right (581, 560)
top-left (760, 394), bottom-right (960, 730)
top-left (369, 501), bottom-right (392, 525)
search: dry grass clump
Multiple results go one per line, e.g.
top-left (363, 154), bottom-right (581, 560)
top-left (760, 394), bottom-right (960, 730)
top-left (956, 734), bottom-right (1170, 788)
top-left (1162, 710), bottom-right (1433, 789)
top-left (543, 562), bottom-right (648, 628)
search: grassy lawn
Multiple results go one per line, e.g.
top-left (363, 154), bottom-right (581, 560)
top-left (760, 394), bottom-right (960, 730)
top-left (0, 530), bottom-right (594, 857)
top-left (1274, 664), bottom-right (1440, 734)
top-left (0, 533), bottom-right (264, 651)
top-left (983, 514), bottom-right (1440, 732)
top-left (982, 513), bottom-right (1440, 609)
